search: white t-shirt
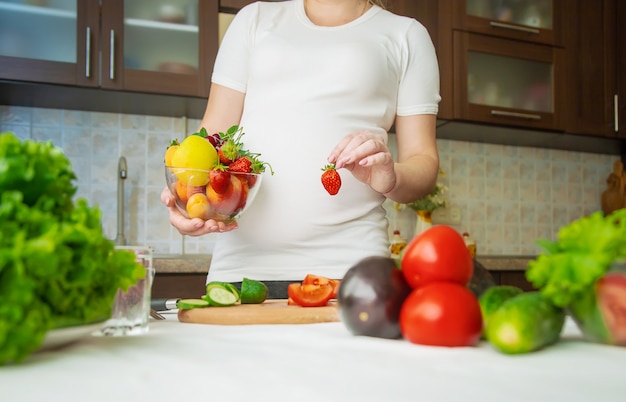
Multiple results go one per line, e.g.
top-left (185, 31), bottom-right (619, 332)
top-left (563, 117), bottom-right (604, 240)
top-left (207, 0), bottom-right (440, 282)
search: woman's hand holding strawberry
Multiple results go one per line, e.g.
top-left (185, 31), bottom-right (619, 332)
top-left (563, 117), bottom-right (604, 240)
top-left (328, 130), bottom-right (396, 196)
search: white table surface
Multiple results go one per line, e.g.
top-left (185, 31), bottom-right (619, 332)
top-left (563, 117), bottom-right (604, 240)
top-left (1, 312), bottom-right (625, 402)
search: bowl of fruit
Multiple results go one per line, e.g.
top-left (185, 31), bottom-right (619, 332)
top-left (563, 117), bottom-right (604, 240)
top-left (164, 126), bottom-right (271, 224)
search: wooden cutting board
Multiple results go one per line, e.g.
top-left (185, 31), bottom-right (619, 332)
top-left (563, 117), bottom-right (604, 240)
top-left (177, 300), bottom-right (340, 325)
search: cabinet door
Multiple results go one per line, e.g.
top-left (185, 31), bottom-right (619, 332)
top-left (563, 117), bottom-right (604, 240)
top-left (101, 0), bottom-right (218, 98)
top-left (564, 0), bottom-right (617, 138)
top-left (617, 0), bottom-right (626, 139)
top-left (454, 0), bottom-right (563, 46)
top-left (453, 31), bottom-right (565, 131)
top-left (0, 0), bottom-right (99, 87)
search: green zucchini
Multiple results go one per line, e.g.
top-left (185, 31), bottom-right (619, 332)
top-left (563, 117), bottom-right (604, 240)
top-left (485, 291), bottom-right (565, 354)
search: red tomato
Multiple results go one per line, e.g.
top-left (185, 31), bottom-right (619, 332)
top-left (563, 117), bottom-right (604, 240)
top-left (401, 225), bottom-right (473, 288)
top-left (287, 282), bottom-right (334, 307)
top-left (302, 274), bottom-right (341, 298)
top-left (399, 282), bottom-right (483, 347)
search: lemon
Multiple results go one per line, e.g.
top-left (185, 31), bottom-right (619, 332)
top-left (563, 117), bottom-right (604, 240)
top-left (171, 135), bottom-right (218, 186)
top-left (240, 278), bottom-right (268, 304)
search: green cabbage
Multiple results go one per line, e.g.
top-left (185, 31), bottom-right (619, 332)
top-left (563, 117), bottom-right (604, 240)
top-left (0, 133), bottom-right (145, 365)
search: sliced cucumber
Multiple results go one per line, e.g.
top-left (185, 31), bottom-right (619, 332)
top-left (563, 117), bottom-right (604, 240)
top-left (205, 286), bottom-right (239, 307)
top-left (206, 281), bottom-right (240, 301)
top-left (176, 298), bottom-right (210, 309)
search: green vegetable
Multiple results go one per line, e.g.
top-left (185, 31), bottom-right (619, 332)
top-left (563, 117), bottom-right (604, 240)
top-left (240, 277), bottom-right (268, 304)
top-left (485, 292), bottom-right (565, 354)
top-left (479, 285), bottom-right (524, 328)
top-left (526, 210), bottom-right (626, 307)
top-left (177, 299), bottom-right (210, 309)
top-left (206, 281), bottom-right (240, 301)
top-left (0, 133), bottom-right (145, 365)
top-left (203, 282), bottom-right (239, 306)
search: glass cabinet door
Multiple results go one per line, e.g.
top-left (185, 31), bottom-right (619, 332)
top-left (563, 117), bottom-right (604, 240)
top-left (0, 0), bottom-right (77, 63)
top-left (123, 0), bottom-right (199, 74)
top-left (0, 0), bottom-right (97, 86)
top-left (467, 0), bottom-right (553, 29)
top-left (456, 0), bottom-right (562, 46)
top-left (101, 0), bottom-right (217, 98)
top-left (467, 52), bottom-right (552, 113)
top-left (454, 32), bottom-right (565, 131)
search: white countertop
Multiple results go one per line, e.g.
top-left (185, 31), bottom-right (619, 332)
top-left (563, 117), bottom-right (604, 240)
top-left (2, 313), bottom-right (625, 402)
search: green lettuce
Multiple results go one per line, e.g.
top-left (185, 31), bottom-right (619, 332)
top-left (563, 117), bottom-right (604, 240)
top-left (526, 209), bottom-right (626, 307)
top-left (0, 133), bottom-right (145, 365)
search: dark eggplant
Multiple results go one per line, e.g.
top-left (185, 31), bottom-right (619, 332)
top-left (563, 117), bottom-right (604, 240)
top-left (338, 256), bottom-right (411, 339)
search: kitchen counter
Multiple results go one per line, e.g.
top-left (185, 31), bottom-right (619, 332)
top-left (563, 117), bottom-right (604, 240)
top-left (1, 313), bottom-right (625, 402)
top-left (154, 255), bottom-right (535, 274)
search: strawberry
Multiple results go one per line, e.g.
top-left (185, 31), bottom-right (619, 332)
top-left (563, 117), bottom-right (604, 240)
top-left (218, 147), bottom-right (236, 165)
top-left (321, 164), bottom-right (341, 195)
top-left (208, 167), bottom-right (231, 194)
top-left (228, 156), bottom-right (253, 173)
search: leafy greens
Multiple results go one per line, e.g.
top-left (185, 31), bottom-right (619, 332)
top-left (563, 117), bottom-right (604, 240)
top-left (526, 209), bottom-right (626, 307)
top-left (0, 133), bottom-right (145, 365)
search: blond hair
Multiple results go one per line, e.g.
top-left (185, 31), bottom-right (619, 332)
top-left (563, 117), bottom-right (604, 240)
top-left (368, 0), bottom-right (388, 9)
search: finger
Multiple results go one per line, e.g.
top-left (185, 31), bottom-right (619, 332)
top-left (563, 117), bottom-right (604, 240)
top-left (358, 150), bottom-right (394, 168)
top-left (337, 137), bottom-right (386, 169)
top-left (160, 186), bottom-right (175, 207)
top-left (327, 133), bottom-right (357, 164)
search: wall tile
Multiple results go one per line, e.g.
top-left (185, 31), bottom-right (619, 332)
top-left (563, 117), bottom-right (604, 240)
top-left (2, 107), bottom-right (617, 258)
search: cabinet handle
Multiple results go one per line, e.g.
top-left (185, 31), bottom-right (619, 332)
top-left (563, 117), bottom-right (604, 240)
top-left (489, 21), bottom-right (540, 35)
top-left (615, 94), bottom-right (619, 133)
top-left (109, 29), bottom-right (115, 81)
top-left (85, 26), bottom-right (91, 78)
top-left (491, 110), bottom-right (541, 120)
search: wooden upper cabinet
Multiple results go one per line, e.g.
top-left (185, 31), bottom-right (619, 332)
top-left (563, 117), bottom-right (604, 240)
top-left (618, 1), bottom-right (626, 140)
top-left (100, 0), bottom-right (218, 98)
top-left (425, 0), bottom-right (566, 131)
top-left (0, 0), bottom-right (218, 98)
top-left (452, 0), bottom-right (564, 46)
top-left (0, 0), bottom-right (100, 87)
top-left (563, 0), bottom-right (617, 138)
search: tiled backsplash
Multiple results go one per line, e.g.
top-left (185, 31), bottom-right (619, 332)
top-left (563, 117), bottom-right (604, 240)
top-left (1, 105), bottom-right (616, 256)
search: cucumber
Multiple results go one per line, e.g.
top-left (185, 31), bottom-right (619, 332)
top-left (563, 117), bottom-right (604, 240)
top-left (206, 281), bottom-right (241, 301)
top-left (479, 285), bottom-right (524, 327)
top-left (205, 286), bottom-right (239, 307)
top-left (485, 291), bottom-right (565, 354)
top-left (176, 298), bottom-right (210, 309)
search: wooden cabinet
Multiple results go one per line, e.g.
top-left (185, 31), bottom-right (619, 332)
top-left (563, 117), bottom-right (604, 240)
top-left (0, 1), bottom-right (99, 87)
top-left (452, 0), bottom-right (564, 46)
top-left (490, 270), bottom-right (536, 291)
top-left (451, 30), bottom-right (565, 131)
top-left (430, 0), bottom-right (566, 131)
top-left (615, 0), bottom-right (626, 140)
top-left (564, 0), bottom-right (625, 140)
top-left (0, 0), bottom-right (218, 99)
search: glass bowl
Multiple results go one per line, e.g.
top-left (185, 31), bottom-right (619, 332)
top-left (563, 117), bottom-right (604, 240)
top-left (165, 166), bottom-right (262, 225)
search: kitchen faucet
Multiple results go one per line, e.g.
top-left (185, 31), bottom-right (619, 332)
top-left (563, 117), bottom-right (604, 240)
top-left (114, 156), bottom-right (127, 245)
